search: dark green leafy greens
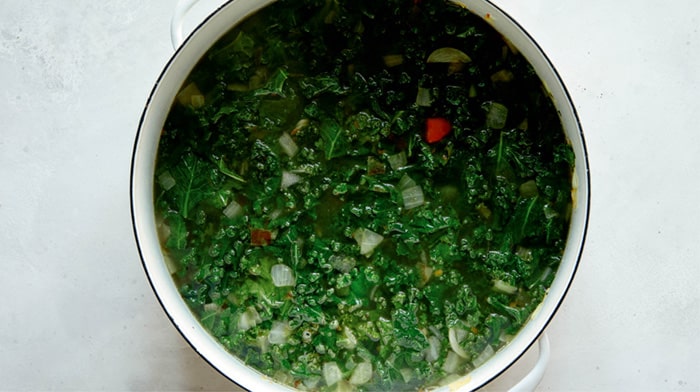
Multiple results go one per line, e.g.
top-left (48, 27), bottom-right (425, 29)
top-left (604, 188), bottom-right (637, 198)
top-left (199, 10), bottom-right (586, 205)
top-left (154, 0), bottom-right (574, 390)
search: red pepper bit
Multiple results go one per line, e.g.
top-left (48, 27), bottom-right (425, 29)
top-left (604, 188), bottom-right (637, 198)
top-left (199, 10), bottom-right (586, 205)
top-left (250, 228), bottom-right (272, 246)
top-left (425, 117), bottom-right (452, 143)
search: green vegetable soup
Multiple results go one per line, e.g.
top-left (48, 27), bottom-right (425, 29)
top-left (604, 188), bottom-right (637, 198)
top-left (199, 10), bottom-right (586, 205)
top-left (154, 0), bottom-right (574, 390)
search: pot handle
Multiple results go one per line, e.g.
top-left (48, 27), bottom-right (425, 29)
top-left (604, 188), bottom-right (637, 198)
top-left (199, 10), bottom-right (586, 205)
top-left (507, 333), bottom-right (551, 392)
top-left (170, 0), bottom-right (201, 50)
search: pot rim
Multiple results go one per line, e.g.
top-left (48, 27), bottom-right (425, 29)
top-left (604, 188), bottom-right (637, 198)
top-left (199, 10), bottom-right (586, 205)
top-left (130, 0), bottom-right (590, 390)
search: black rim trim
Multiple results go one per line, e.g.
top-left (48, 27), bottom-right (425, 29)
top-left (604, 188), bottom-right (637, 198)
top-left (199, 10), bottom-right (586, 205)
top-left (472, 0), bottom-right (591, 390)
top-left (129, 0), bottom-right (592, 391)
top-left (129, 0), bottom-right (249, 390)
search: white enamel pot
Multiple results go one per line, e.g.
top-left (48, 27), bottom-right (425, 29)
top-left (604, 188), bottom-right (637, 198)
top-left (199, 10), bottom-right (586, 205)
top-left (130, 0), bottom-right (591, 390)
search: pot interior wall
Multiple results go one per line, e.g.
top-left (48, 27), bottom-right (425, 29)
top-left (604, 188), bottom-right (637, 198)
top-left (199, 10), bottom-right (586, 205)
top-left (131, 0), bottom-right (589, 390)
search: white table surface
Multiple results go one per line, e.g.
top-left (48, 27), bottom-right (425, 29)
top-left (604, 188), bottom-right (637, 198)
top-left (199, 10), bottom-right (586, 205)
top-left (2, 0), bottom-right (699, 391)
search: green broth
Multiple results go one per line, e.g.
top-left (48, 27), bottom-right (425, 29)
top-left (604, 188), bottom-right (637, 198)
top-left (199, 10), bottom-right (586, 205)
top-left (154, 0), bottom-right (574, 390)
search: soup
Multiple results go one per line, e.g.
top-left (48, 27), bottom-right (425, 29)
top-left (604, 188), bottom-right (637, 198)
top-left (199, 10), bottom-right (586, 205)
top-left (154, 0), bottom-right (574, 389)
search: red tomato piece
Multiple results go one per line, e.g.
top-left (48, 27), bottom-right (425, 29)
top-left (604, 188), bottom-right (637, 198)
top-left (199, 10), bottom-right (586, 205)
top-left (425, 117), bottom-right (452, 143)
top-left (250, 228), bottom-right (272, 246)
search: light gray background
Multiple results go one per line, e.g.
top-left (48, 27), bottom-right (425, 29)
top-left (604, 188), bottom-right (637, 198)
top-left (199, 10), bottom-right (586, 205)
top-left (1, 0), bottom-right (699, 390)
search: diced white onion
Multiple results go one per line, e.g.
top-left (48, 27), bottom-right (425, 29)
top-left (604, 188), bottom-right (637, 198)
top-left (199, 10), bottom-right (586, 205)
top-left (176, 82), bottom-right (202, 107)
top-left (278, 132), bottom-right (299, 157)
top-left (415, 87), bottom-right (433, 107)
top-left (292, 118), bottom-right (310, 133)
top-left (442, 350), bottom-right (463, 374)
top-left (329, 319), bottom-right (339, 330)
top-left (268, 321), bottom-right (291, 345)
top-left (273, 370), bottom-right (295, 386)
top-left (302, 376), bottom-right (322, 390)
top-left (370, 183), bottom-right (391, 193)
top-left (383, 54), bottom-right (404, 67)
top-left (353, 228), bottom-right (384, 257)
top-left (402, 185), bottom-right (425, 209)
top-left (448, 327), bottom-right (470, 359)
top-left (226, 83), bottom-right (249, 92)
top-left (388, 151), bottom-right (408, 170)
top-left (519, 179), bottom-right (539, 198)
top-left (155, 214), bottom-right (171, 240)
top-left (190, 94), bottom-right (205, 108)
top-left (398, 174), bottom-right (417, 190)
top-left (330, 255), bottom-right (356, 273)
top-left (255, 334), bottom-right (270, 353)
top-left (238, 306), bottom-right (262, 331)
top-left (472, 344), bottom-right (495, 368)
top-left (420, 250), bottom-right (429, 264)
top-left (399, 368), bottom-right (414, 383)
top-left (538, 266), bottom-right (553, 282)
top-left (491, 69), bottom-right (514, 83)
top-left (338, 327), bottom-right (358, 350)
top-left (418, 262), bottom-right (433, 286)
top-left (323, 362), bottom-right (343, 386)
top-left (335, 380), bottom-right (353, 392)
top-left (271, 264), bottom-right (296, 287)
top-left (158, 171), bottom-right (176, 191)
top-left (222, 200), bottom-right (243, 219)
top-left (426, 47), bottom-right (472, 63)
top-left (269, 208), bottom-right (283, 221)
top-left (543, 204), bottom-right (559, 219)
top-left (349, 362), bottom-right (373, 385)
top-left (428, 326), bottom-right (443, 340)
top-left (163, 253), bottom-right (179, 275)
top-left (485, 101), bottom-right (508, 129)
top-left (493, 279), bottom-right (518, 295)
top-left (281, 171), bottom-right (302, 189)
top-left (425, 335), bottom-right (441, 362)
top-left (500, 333), bottom-right (513, 344)
top-left (476, 203), bottom-right (492, 219)
top-left (516, 246), bottom-right (533, 261)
